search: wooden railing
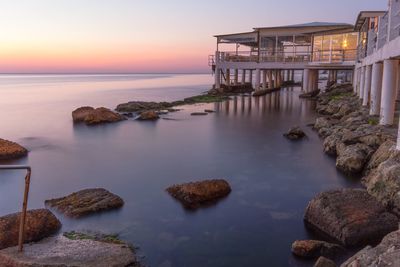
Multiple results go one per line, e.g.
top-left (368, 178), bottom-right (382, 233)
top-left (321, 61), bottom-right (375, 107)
top-left (0, 165), bottom-right (31, 252)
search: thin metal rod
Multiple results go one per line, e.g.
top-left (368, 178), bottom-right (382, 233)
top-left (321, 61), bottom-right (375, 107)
top-left (0, 165), bottom-right (31, 252)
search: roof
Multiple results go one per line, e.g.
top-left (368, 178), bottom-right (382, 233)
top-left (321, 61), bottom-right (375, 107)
top-left (354, 11), bottom-right (386, 31)
top-left (254, 22), bottom-right (353, 30)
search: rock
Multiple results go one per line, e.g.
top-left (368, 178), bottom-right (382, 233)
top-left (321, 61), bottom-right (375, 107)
top-left (72, 107), bottom-right (125, 125)
top-left (363, 151), bottom-right (400, 215)
top-left (0, 139), bottom-right (28, 160)
top-left (0, 209), bottom-right (61, 250)
top-left (314, 117), bottom-right (333, 130)
top-left (323, 133), bottom-right (343, 156)
top-left (122, 113), bottom-right (134, 118)
top-left (365, 140), bottom-right (396, 172)
top-left (116, 101), bottom-right (173, 113)
top-left (0, 234), bottom-right (139, 267)
top-left (204, 109), bottom-right (215, 113)
top-left (283, 127), bottom-right (307, 140)
top-left (299, 90), bottom-right (320, 99)
top-left (304, 189), bottom-right (398, 247)
top-left (190, 112), bottom-right (208, 116)
top-left (291, 240), bottom-right (344, 259)
top-left (314, 257), bottom-right (337, 267)
top-left (340, 230), bottom-right (400, 267)
top-left (45, 188), bottom-right (124, 218)
top-left (166, 179), bottom-right (231, 209)
top-left (138, 111), bottom-right (160, 121)
top-left (336, 143), bottom-right (373, 174)
top-left (72, 106), bottom-right (95, 123)
top-left (83, 108), bottom-right (125, 125)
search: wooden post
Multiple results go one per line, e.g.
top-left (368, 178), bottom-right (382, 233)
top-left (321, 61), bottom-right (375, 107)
top-left (18, 169), bottom-right (31, 252)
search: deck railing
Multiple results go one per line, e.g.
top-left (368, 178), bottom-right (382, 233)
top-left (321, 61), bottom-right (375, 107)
top-left (0, 165), bottom-right (32, 252)
top-left (217, 49), bottom-right (356, 64)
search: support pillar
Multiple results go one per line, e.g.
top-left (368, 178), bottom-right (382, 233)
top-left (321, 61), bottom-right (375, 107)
top-left (215, 68), bottom-right (221, 89)
top-left (359, 66), bottom-right (366, 99)
top-left (353, 68), bottom-right (359, 94)
top-left (226, 69), bottom-right (231, 85)
top-left (303, 69), bottom-right (310, 92)
top-left (363, 65), bottom-right (372, 106)
top-left (234, 69), bottom-right (239, 85)
top-left (268, 70), bottom-right (273, 89)
top-left (262, 70), bottom-right (267, 90)
top-left (370, 62), bottom-right (383, 115)
top-left (380, 59), bottom-right (399, 125)
top-left (249, 70), bottom-right (253, 85)
top-left (242, 69), bottom-right (246, 85)
top-left (255, 69), bottom-right (261, 91)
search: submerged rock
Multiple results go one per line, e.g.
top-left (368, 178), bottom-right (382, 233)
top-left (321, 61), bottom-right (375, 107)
top-left (291, 240), bottom-right (344, 259)
top-left (314, 257), bottom-right (337, 267)
top-left (0, 209), bottom-right (61, 250)
top-left (304, 189), bottom-right (398, 247)
top-left (190, 112), bottom-right (208, 116)
top-left (72, 107), bottom-right (125, 125)
top-left (45, 188), bottom-right (124, 218)
top-left (0, 234), bottom-right (139, 267)
top-left (0, 139), bottom-right (28, 160)
top-left (138, 111), bottom-right (160, 121)
top-left (340, 230), bottom-right (400, 267)
top-left (116, 101), bottom-right (173, 113)
top-left (166, 179), bottom-right (231, 209)
top-left (284, 127), bottom-right (306, 140)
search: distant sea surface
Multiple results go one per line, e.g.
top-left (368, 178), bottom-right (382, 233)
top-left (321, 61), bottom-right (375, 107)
top-left (0, 74), bottom-right (357, 267)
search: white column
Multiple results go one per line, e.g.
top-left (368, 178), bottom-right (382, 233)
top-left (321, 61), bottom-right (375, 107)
top-left (359, 66), bottom-right (366, 99)
top-left (380, 59), bottom-right (399, 125)
top-left (353, 68), bottom-right (358, 93)
top-left (249, 70), bottom-right (253, 85)
top-left (262, 70), bottom-right (267, 90)
top-left (215, 68), bottom-right (221, 89)
top-left (255, 69), bottom-right (261, 90)
top-left (242, 69), bottom-right (246, 85)
top-left (363, 65), bottom-right (372, 106)
top-left (268, 70), bottom-right (273, 89)
top-left (303, 69), bottom-right (310, 92)
top-left (370, 63), bottom-right (383, 115)
top-left (234, 69), bottom-right (239, 85)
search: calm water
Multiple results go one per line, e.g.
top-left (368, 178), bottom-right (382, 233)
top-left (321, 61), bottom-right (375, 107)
top-left (0, 74), bottom-right (357, 267)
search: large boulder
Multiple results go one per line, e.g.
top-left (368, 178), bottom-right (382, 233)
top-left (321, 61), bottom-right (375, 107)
top-left (335, 143), bottom-right (373, 174)
top-left (363, 151), bottom-right (400, 216)
top-left (365, 140), bottom-right (396, 173)
top-left (0, 139), bottom-right (28, 160)
top-left (291, 240), bottom-right (344, 259)
top-left (72, 107), bottom-right (95, 123)
top-left (283, 127), bottom-right (307, 140)
top-left (340, 230), bottom-right (400, 267)
top-left (45, 188), bottom-right (124, 218)
top-left (138, 111), bottom-right (160, 121)
top-left (314, 257), bottom-right (337, 267)
top-left (166, 179), bottom-right (231, 209)
top-left (72, 107), bottom-right (125, 125)
top-left (304, 189), bottom-right (398, 247)
top-left (0, 209), bottom-right (61, 250)
top-left (0, 234), bottom-right (139, 267)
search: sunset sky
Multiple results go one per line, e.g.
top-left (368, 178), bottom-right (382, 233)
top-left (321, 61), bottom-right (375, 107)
top-left (0, 0), bottom-right (387, 74)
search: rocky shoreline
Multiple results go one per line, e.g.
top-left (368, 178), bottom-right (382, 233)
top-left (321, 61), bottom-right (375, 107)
top-left (293, 83), bottom-right (400, 267)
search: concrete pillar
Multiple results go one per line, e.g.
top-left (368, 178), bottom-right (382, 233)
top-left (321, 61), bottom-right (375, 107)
top-left (249, 70), bottom-right (253, 85)
top-left (277, 70), bottom-right (282, 87)
top-left (255, 69), bottom-right (261, 90)
top-left (314, 70), bottom-right (319, 91)
top-left (359, 66), bottom-right (365, 99)
top-left (380, 59), bottom-right (399, 125)
top-left (290, 70), bottom-right (295, 81)
top-left (363, 65), bottom-right (372, 106)
top-left (262, 70), bottom-right (267, 90)
top-left (268, 70), bottom-right (273, 89)
top-left (370, 62), bottom-right (383, 115)
top-left (303, 69), bottom-right (310, 92)
top-left (242, 70), bottom-right (246, 85)
top-left (234, 69), bottom-right (239, 85)
top-left (215, 68), bottom-right (221, 89)
top-left (353, 68), bottom-right (358, 93)
top-left (226, 69), bottom-right (231, 85)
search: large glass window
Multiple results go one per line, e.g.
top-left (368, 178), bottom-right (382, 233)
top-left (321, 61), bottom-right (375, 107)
top-left (313, 32), bottom-right (358, 62)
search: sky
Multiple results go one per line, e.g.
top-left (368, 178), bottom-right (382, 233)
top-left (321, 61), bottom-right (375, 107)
top-left (0, 0), bottom-right (388, 74)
